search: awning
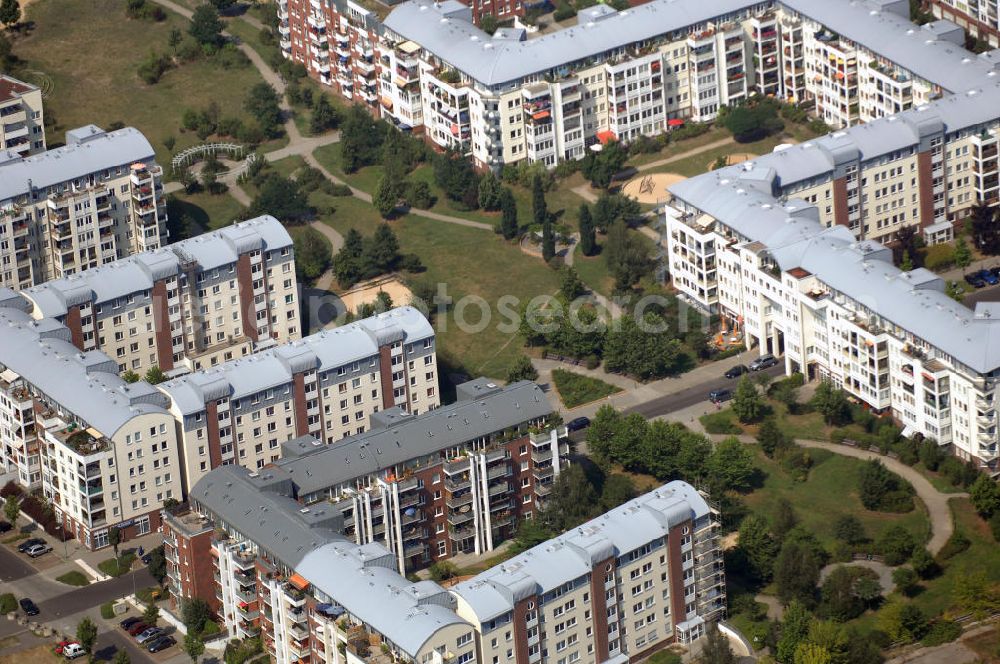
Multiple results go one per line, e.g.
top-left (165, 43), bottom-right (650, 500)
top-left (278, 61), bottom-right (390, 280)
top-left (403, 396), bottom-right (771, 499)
top-left (288, 573), bottom-right (310, 591)
top-left (380, 96), bottom-right (393, 110)
top-left (667, 118), bottom-right (685, 127)
top-left (532, 110), bottom-right (550, 120)
top-left (596, 130), bottom-right (616, 145)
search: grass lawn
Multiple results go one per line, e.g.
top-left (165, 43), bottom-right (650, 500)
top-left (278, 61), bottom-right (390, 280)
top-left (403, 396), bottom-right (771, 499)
top-left (0, 644), bottom-right (62, 664)
top-left (17, 0), bottom-right (284, 167)
top-left (625, 126), bottom-right (732, 167)
top-left (393, 216), bottom-right (563, 378)
top-left (573, 247), bottom-right (615, 298)
top-left (98, 552), bottom-right (137, 578)
top-left (55, 570), bottom-right (90, 587)
top-left (742, 446), bottom-right (931, 553)
top-left (552, 369), bottom-right (621, 408)
top-left (647, 134), bottom-right (791, 178)
top-left (168, 190), bottom-right (246, 231)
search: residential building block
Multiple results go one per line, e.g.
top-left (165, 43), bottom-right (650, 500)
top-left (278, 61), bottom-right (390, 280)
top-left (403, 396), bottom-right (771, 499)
top-left (0, 75), bottom-right (45, 156)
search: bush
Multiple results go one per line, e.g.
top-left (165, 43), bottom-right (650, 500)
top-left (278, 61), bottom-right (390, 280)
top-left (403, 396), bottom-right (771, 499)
top-left (920, 619), bottom-right (962, 647)
top-left (700, 410), bottom-right (742, 435)
top-left (0, 481), bottom-right (21, 498)
top-left (553, 2), bottom-right (575, 20)
top-left (936, 531), bottom-right (970, 560)
top-left (327, 183), bottom-right (353, 197)
top-left (100, 602), bottom-right (115, 619)
top-left (923, 243), bottom-right (955, 271)
top-left (0, 593), bottom-right (16, 615)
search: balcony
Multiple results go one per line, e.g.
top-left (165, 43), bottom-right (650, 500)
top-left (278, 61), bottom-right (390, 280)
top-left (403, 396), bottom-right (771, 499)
top-left (446, 492), bottom-right (473, 510)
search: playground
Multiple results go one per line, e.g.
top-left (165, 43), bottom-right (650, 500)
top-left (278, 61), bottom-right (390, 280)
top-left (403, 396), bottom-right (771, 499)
top-left (337, 276), bottom-right (413, 316)
top-left (621, 172), bottom-right (686, 204)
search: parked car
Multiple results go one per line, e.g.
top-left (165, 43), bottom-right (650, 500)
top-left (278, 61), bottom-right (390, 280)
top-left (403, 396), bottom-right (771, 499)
top-left (126, 622), bottom-right (149, 636)
top-left (17, 537), bottom-right (45, 553)
top-left (709, 389), bottom-right (733, 404)
top-left (25, 543), bottom-right (52, 558)
top-left (724, 364), bottom-right (749, 379)
top-left (982, 269), bottom-right (999, 285)
top-left (62, 644), bottom-right (86, 660)
top-left (55, 640), bottom-right (78, 655)
top-left (147, 636), bottom-right (176, 653)
top-left (749, 354), bottom-right (778, 371)
top-left (966, 273), bottom-right (986, 288)
top-left (19, 598), bottom-right (39, 616)
top-left (566, 417), bottom-right (590, 432)
top-left (0, 521), bottom-right (12, 533)
top-left (135, 627), bottom-right (164, 644)
top-left (120, 617), bottom-right (143, 630)
top-left (990, 266), bottom-right (1000, 279)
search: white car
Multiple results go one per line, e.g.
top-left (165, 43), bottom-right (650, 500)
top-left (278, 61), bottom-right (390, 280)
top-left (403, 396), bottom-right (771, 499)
top-left (25, 543), bottom-right (52, 558)
top-left (63, 644), bottom-right (86, 660)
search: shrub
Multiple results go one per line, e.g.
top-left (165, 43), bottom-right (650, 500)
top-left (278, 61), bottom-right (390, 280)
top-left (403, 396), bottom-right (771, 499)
top-left (553, 2), bottom-right (575, 21)
top-left (700, 410), bottom-right (742, 435)
top-left (0, 480), bottom-right (22, 498)
top-left (100, 602), bottom-right (115, 619)
top-left (327, 183), bottom-right (353, 197)
top-left (923, 243), bottom-right (955, 271)
top-left (936, 531), bottom-right (970, 560)
top-left (0, 593), bottom-right (16, 615)
top-left (920, 619), bottom-right (962, 647)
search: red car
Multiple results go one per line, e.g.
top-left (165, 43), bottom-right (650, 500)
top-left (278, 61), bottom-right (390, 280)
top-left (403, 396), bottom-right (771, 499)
top-left (126, 622), bottom-right (149, 636)
top-left (55, 640), bottom-right (79, 655)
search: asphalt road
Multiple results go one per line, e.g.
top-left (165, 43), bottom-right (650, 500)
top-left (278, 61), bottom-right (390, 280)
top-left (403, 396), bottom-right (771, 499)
top-left (0, 542), bottom-right (39, 582)
top-left (37, 567), bottom-right (155, 619)
top-left (963, 281), bottom-right (1000, 307)
top-left (94, 628), bottom-right (159, 664)
top-left (624, 363), bottom-right (785, 419)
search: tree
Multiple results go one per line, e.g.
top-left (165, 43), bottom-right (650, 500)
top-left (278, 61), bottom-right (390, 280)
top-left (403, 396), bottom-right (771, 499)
top-left (899, 250), bottom-right (913, 272)
top-left (309, 94), bottom-right (338, 135)
top-left (774, 536), bottom-right (822, 606)
top-left (113, 649), bottom-right (132, 664)
top-left (968, 201), bottom-right (1000, 255)
top-left (777, 601), bottom-right (812, 663)
top-left (433, 147), bottom-right (478, 205)
top-left (772, 498), bottom-right (798, 539)
top-left (499, 187), bottom-right (518, 240)
top-left (506, 356), bottom-right (538, 383)
top-left (209, 0), bottom-right (236, 11)
top-left (109, 526), bottom-right (122, 573)
top-left (697, 624), bottom-right (736, 664)
top-left (122, 370), bottom-right (141, 383)
top-left (340, 106), bottom-right (385, 173)
top-left (603, 313), bottom-right (685, 380)
top-left (738, 514), bottom-right (777, 582)
top-left (373, 176), bottom-right (398, 218)
top-left (182, 598), bottom-right (212, 636)
top-left (542, 217), bottom-right (556, 262)
top-left (585, 404), bottom-right (621, 464)
top-left (892, 567), bottom-right (919, 596)
top-left (598, 474), bottom-right (637, 512)
top-left (3, 494), bottom-right (17, 524)
top-left (721, 101), bottom-right (785, 143)
top-left (0, 0), bottom-right (20, 28)
top-left (189, 4), bottom-right (223, 48)
top-left (477, 171), bottom-right (503, 211)
top-left (732, 375), bottom-right (763, 423)
top-left (183, 632), bottom-right (206, 663)
top-left (876, 525), bottom-right (915, 566)
top-left (954, 236), bottom-right (972, 270)
top-left (707, 437), bottom-right (755, 493)
top-left (76, 617), bottom-right (98, 655)
top-left (581, 140), bottom-right (628, 189)
top-left (757, 417), bottom-right (787, 458)
top-left (244, 83), bottom-right (282, 137)
top-left (144, 366), bottom-right (166, 385)
top-left (909, 547), bottom-right (938, 579)
top-left (952, 571), bottom-right (1000, 618)
top-left (532, 174), bottom-right (547, 228)
top-left (832, 514), bottom-right (866, 545)
top-left (820, 566), bottom-right (869, 621)
top-left (811, 381), bottom-right (849, 425)
top-left (592, 192), bottom-right (640, 232)
top-left (248, 175), bottom-right (310, 223)
top-left (293, 226), bottom-right (332, 282)
top-left (578, 204), bottom-right (596, 256)
top-left (479, 13), bottom-right (499, 34)
top-left (540, 464), bottom-right (599, 532)
top-left (969, 473), bottom-right (1000, 517)
top-left (603, 220), bottom-right (652, 291)
top-left (794, 643), bottom-right (832, 664)
top-left (143, 602), bottom-right (160, 626)
top-left (560, 267), bottom-right (585, 300)
top-left (147, 545), bottom-right (167, 584)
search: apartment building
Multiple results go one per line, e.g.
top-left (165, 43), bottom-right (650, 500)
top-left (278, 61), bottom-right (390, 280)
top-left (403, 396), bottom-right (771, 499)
top-left (453, 481), bottom-right (725, 659)
top-left (0, 125), bottom-right (168, 290)
top-left (177, 461), bottom-right (721, 663)
top-left (157, 306), bottom-right (440, 492)
top-left (930, 0), bottom-right (1000, 49)
top-left (0, 302), bottom-right (184, 549)
top-left (18, 215), bottom-right (299, 375)
top-left (0, 75), bottom-right (45, 156)
top-left (262, 378), bottom-right (567, 571)
top-left (664, 129), bottom-right (1000, 469)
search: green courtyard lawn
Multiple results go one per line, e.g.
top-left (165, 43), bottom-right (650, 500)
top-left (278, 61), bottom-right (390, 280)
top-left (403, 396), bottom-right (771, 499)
top-left (742, 445), bottom-right (931, 554)
top-left (648, 133), bottom-right (791, 178)
top-left (167, 190), bottom-right (246, 232)
top-left (551, 369), bottom-right (621, 408)
top-left (17, 0), bottom-right (285, 167)
top-left (393, 216), bottom-right (563, 379)
top-left (572, 247), bottom-right (615, 299)
top-left (624, 126), bottom-right (732, 168)
top-left (98, 552), bottom-right (137, 578)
